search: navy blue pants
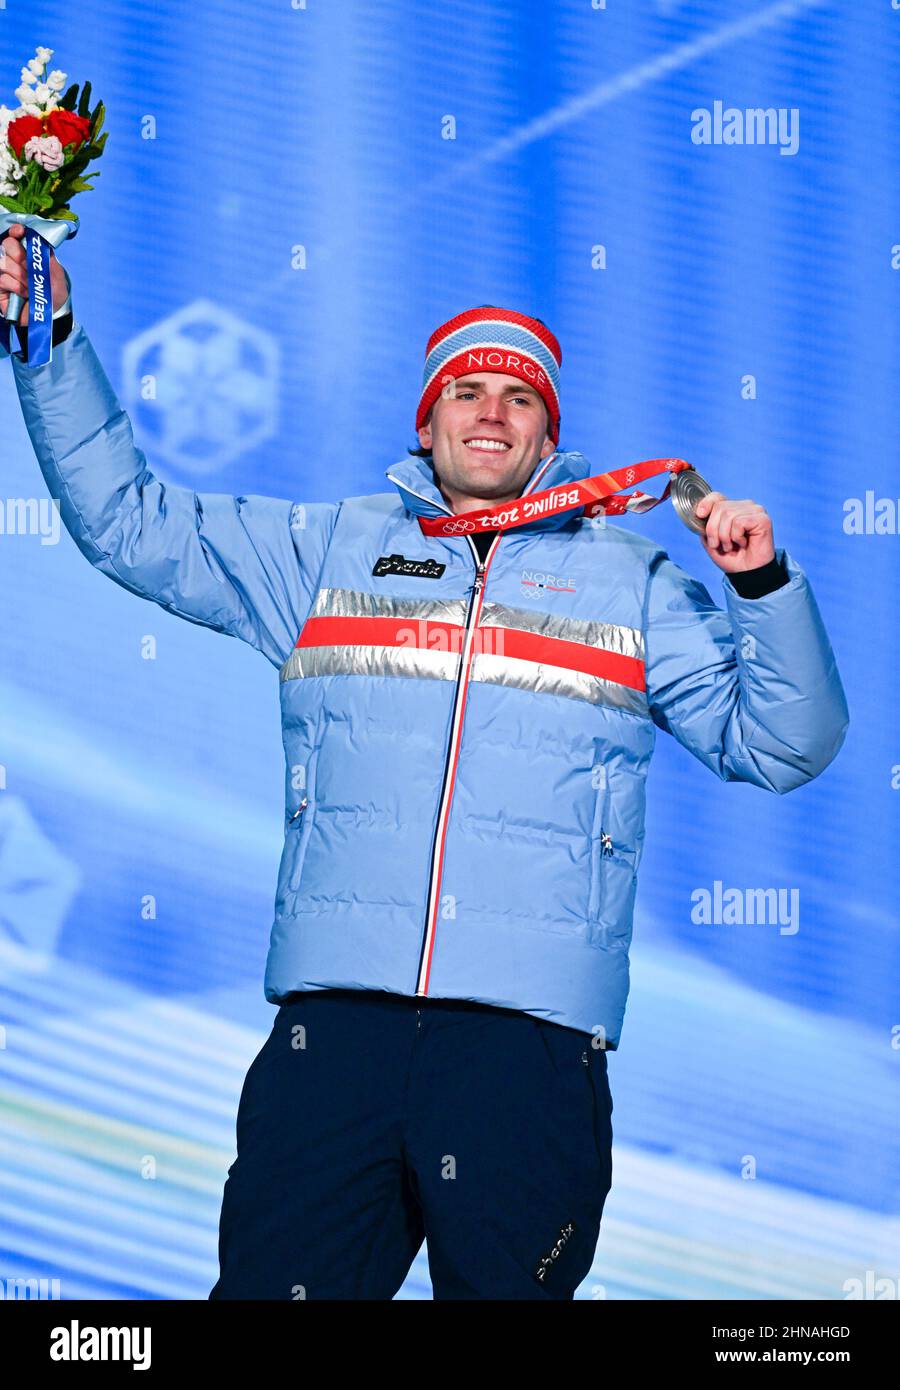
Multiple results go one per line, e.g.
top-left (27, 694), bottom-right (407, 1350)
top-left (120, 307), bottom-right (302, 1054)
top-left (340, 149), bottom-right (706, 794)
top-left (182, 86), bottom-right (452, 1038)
top-left (209, 988), bottom-right (613, 1300)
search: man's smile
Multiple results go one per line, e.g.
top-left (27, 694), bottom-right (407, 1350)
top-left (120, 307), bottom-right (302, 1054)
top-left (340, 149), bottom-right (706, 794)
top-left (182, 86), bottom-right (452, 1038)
top-left (463, 437), bottom-right (513, 456)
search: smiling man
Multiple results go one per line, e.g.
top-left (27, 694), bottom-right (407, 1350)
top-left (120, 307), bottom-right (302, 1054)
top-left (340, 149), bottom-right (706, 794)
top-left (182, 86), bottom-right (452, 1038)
top-left (1, 240), bottom-right (849, 1301)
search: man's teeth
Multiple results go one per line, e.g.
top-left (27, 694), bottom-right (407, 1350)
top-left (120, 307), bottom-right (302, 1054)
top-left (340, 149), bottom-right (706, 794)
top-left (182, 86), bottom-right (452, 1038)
top-left (465, 439), bottom-right (510, 451)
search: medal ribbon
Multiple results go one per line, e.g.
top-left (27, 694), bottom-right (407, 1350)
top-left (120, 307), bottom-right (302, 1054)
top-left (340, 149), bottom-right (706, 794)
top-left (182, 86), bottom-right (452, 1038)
top-left (417, 455), bottom-right (694, 538)
top-left (0, 227), bottom-right (55, 366)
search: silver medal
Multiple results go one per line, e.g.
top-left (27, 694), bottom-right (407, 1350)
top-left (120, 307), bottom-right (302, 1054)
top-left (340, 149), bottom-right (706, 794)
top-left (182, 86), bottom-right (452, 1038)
top-left (670, 467), bottom-right (713, 533)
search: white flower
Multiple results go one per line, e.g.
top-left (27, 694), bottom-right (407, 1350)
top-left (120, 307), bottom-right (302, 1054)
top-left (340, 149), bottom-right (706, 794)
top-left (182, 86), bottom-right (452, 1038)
top-left (28, 57), bottom-right (45, 77)
top-left (0, 143), bottom-right (17, 188)
top-left (35, 47), bottom-right (53, 65)
top-left (14, 84), bottom-right (40, 105)
top-left (0, 181), bottom-right (17, 196)
top-left (33, 84), bottom-right (52, 105)
top-left (47, 71), bottom-right (67, 92)
top-left (23, 134), bottom-right (64, 171)
top-left (20, 67), bottom-right (37, 86)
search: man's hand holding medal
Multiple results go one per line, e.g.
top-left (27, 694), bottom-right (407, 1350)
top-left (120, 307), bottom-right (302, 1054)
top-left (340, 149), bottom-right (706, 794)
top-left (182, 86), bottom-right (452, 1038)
top-left (670, 466), bottom-right (776, 572)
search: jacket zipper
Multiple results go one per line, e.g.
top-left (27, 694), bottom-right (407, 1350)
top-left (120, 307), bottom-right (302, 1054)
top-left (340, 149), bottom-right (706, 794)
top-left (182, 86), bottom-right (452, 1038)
top-left (387, 456), bottom-right (559, 999)
top-left (415, 533), bottom-right (500, 995)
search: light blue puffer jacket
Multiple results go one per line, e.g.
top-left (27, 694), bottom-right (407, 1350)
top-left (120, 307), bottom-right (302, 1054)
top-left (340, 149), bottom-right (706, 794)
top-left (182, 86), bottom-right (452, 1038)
top-left (12, 322), bottom-right (849, 1044)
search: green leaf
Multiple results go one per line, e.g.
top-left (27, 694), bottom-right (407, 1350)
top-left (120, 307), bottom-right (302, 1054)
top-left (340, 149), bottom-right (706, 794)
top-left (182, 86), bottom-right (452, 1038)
top-left (77, 81), bottom-right (93, 119)
top-left (0, 195), bottom-right (27, 213)
top-left (90, 101), bottom-right (105, 138)
top-left (47, 208), bottom-right (78, 222)
top-left (62, 151), bottom-right (89, 175)
top-left (60, 83), bottom-right (79, 111)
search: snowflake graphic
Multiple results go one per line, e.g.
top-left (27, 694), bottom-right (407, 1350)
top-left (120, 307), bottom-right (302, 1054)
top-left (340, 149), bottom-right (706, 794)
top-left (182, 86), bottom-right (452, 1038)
top-left (122, 299), bottom-right (280, 475)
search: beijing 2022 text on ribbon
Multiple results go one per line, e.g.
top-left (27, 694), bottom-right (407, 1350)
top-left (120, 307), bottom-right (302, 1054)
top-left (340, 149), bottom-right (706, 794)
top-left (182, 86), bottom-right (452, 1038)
top-left (416, 456), bottom-right (715, 537)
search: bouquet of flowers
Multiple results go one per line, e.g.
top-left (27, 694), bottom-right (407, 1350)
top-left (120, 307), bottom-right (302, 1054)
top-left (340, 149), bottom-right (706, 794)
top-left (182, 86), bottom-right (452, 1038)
top-left (0, 45), bottom-right (107, 364)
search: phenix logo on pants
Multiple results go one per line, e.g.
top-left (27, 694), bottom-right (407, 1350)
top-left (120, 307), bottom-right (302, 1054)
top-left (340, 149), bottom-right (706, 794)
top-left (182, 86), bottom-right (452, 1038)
top-left (533, 1220), bottom-right (577, 1283)
top-left (50, 1321), bottom-right (151, 1370)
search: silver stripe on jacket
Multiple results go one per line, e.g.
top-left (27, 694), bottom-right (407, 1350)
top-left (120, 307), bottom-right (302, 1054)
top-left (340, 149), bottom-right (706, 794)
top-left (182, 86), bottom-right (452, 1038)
top-left (281, 587), bottom-right (649, 713)
top-left (471, 652), bottom-right (648, 713)
top-left (478, 600), bottom-right (644, 662)
top-left (306, 586), bottom-right (468, 626)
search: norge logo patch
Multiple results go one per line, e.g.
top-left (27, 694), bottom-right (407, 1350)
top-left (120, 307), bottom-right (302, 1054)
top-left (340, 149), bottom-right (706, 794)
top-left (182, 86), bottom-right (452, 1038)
top-left (520, 567), bottom-right (577, 599)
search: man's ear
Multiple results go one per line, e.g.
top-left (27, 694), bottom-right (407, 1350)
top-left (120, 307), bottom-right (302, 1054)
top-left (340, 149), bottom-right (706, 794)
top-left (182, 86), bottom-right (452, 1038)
top-left (540, 435), bottom-right (556, 458)
top-left (417, 407), bottom-right (433, 450)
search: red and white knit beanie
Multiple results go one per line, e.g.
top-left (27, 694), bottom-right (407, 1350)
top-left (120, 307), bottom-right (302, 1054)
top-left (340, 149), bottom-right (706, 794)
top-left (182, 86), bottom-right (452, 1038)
top-left (416, 305), bottom-right (562, 445)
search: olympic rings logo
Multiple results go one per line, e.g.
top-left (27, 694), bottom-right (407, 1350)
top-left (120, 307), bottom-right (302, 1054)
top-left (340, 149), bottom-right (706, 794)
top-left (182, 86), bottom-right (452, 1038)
top-left (442, 518), bottom-right (477, 534)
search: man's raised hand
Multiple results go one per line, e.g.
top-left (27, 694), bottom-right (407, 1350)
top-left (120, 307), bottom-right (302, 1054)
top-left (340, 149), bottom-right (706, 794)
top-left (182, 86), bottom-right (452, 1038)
top-left (693, 491), bottom-right (776, 573)
top-left (0, 224), bottom-right (69, 328)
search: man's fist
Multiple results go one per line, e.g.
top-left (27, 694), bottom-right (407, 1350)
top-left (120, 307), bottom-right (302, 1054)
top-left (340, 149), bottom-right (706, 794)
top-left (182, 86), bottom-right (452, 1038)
top-left (0, 224), bottom-right (69, 328)
top-left (693, 491), bottom-right (776, 574)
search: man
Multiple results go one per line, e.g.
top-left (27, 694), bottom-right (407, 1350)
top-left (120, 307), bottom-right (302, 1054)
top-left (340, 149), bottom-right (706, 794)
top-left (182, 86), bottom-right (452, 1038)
top-left (1, 230), bottom-right (849, 1300)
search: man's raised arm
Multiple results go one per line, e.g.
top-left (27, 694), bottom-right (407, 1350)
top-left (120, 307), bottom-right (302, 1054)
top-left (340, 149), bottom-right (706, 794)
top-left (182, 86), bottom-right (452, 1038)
top-left (2, 226), bottom-right (338, 668)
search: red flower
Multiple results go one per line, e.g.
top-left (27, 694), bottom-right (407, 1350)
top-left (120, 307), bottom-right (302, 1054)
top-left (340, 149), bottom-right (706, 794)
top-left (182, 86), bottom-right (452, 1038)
top-left (6, 114), bottom-right (43, 159)
top-left (6, 109), bottom-right (91, 162)
top-left (44, 108), bottom-right (92, 151)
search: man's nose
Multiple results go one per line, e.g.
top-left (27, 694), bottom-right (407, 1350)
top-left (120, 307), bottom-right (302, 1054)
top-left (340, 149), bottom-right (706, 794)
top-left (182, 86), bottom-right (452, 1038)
top-left (479, 398), bottom-right (507, 421)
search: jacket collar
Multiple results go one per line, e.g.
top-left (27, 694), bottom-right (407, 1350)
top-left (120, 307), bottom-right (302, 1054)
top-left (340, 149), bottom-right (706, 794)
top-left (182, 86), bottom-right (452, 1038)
top-left (384, 449), bottom-right (595, 535)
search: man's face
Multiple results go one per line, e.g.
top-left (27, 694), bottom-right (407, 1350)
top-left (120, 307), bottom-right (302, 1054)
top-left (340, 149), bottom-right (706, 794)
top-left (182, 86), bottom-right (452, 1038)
top-left (416, 373), bottom-right (556, 507)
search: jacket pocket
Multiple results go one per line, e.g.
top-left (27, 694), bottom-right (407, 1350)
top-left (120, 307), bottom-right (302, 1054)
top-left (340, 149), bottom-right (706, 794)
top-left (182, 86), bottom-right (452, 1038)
top-left (587, 774), bottom-right (611, 922)
top-left (587, 768), bottom-right (638, 934)
top-left (284, 742), bottom-right (320, 898)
